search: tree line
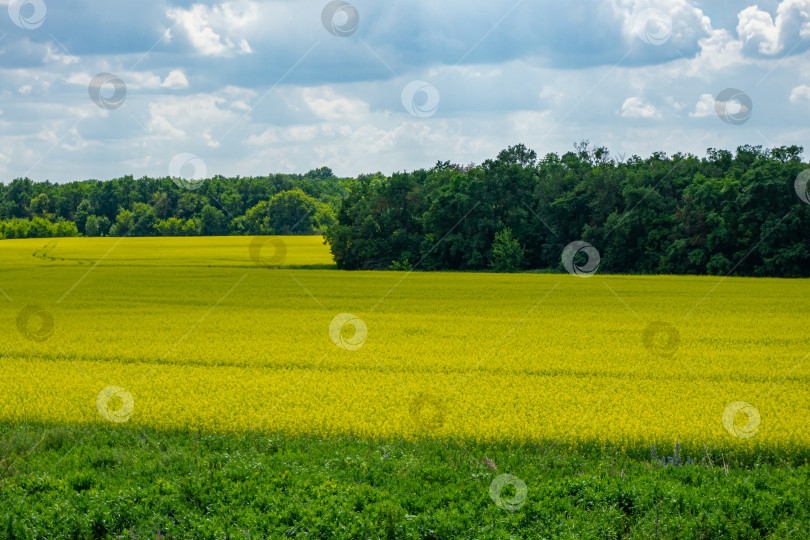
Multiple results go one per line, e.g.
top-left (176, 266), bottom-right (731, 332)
top-left (2, 144), bottom-right (809, 277)
top-left (324, 143), bottom-right (810, 277)
top-left (0, 168), bottom-right (343, 240)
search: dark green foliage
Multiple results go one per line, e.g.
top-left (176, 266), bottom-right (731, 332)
top-left (3, 145), bottom-right (809, 277)
top-left (325, 143), bottom-right (810, 277)
top-left (1, 423), bottom-right (808, 539)
top-left (198, 205), bottom-right (228, 236)
top-left (0, 169), bottom-right (348, 240)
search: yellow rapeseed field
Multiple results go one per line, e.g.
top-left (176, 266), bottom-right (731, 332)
top-left (1, 236), bottom-right (808, 452)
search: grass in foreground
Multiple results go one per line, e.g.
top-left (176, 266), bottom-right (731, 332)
top-left (2, 424), bottom-right (809, 539)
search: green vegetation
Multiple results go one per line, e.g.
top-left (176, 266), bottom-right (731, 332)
top-left (2, 423), bottom-right (808, 539)
top-left (0, 168), bottom-right (343, 239)
top-left (3, 158), bottom-right (809, 538)
top-left (4, 143), bottom-right (809, 277)
top-left (325, 143), bottom-right (810, 277)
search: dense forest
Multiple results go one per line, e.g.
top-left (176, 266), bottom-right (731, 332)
top-left (2, 143), bottom-right (809, 277)
top-left (325, 143), bottom-right (810, 277)
top-left (0, 167), bottom-right (345, 239)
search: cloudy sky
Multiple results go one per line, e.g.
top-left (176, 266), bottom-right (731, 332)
top-left (0, 0), bottom-right (809, 182)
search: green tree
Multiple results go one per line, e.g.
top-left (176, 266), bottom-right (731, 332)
top-left (97, 216), bottom-right (112, 236)
top-left (85, 215), bottom-right (100, 237)
top-left (75, 199), bottom-right (92, 234)
top-left (489, 228), bottom-right (525, 272)
top-left (182, 218), bottom-right (200, 235)
top-left (53, 220), bottom-right (79, 237)
top-left (306, 166), bottom-right (334, 180)
top-left (29, 193), bottom-right (51, 218)
top-left (244, 189), bottom-right (333, 235)
top-left (199, 205), bottom-right (228, 236)
top-left (151, 191), bottom-right (171, 219)
top-left (29, 217), bottom-right (52, 237)
top-left (154, 218), bottom-right (186, 236)
top-left (130, 203), bottom-right (157, 236)
top-left (110, 210), bottom-right (133, 236)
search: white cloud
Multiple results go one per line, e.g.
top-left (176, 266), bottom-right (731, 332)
top-left (5, 0), bottom-right (810, 182)
top-left (37, 128), bottom-right (59, 144)
top-left (247, 127), bottom-right (279, 146)
top-left (203, 129), bottom-right (220, 148)
top-left (231, 100), bottom-right (252, 112)
top-left (123, 155), bottom-right (152, 170)
top-left (0, 151), bottom-right (10, 174)
top-left (301, 87), bottom-right (370, 121)
top-left (162, 69), bottom-right (189, 90)
top-left (620, 96), bottom-right (661, 118)
top-left (539, 86), bottom-right (564, 105)
top-left (65, 70), bottom-right (188, 91)
top-left (666, 96), bottom-right (685, 112)
top-left (147, 106), bottom-right (187, 139)
top-left (237, 39), bottom-right (254, 54)
top-left (224, 88), bottom-right (255, 111)
top-left (43, 44), bottom-right (80, 65)
top-left (790, 84), bottom-right (810, 102)
top-left (247, 124), bottom-right (346, 146)
top-left (690, 93), bottom-right (715, 117)
top-left (508, 110), bottom-right (553, 135)
top-left (286, 125), bottom-right (320, 142)
top-left (120, 71), bottom-right (163, 90)
top-left (167, 6), bottom-right (229, 56)
top-left (737, 0), bottom-right (810, 56)
top-left (146, 93), bottom-right (247, 144)
top-left (615, 0), bottom-right (713, 48)
top-left (679, 28), bottom-right (747, 77)
top-left (61, 128), bottom-right (88, 152)
top-left (64, 72), bottom-right (91, 86)
top-left (738, 6), bottom-right (782, 55)
top-left (167, 1), bottom-right (257, 57)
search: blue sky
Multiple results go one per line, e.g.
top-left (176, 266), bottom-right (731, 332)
top-left (0, 0), bottom-right (809, 182)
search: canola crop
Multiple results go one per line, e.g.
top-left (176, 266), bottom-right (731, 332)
top-left (1, 236), bottom-right (809, 452)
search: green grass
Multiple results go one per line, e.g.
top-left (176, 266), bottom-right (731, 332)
top-left (1, 423), bottom-right (808, 539)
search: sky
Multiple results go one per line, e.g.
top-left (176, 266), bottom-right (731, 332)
top-left (0, 0), bottom-right (809, 182)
